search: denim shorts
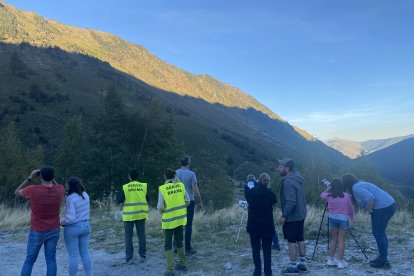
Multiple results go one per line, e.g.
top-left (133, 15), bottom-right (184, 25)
top-left (328, 217), bottom-right (349, 230)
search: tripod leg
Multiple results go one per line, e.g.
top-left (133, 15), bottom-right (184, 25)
top-left (312, 203), bottom-right (328, 260)
top-left (348, 228), bottom-right (368, 260)
top-left (236, 209), bottom-right (246, 243)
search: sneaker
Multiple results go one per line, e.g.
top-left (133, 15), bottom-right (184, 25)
top-left (185, 248), bottom-right (197, 255)
top-left (370, 259), bottom-right (391, 269)
top-left (272, 243), bottom-right (281, 251)
top-left (337, 260), bottom-right (348, 269)
top-left (297, 263), bottom-right (307, 273)
top-left (140, 256), bottom-right (146, 263)
top-left (125, 258), bottom-right (134, 265)
top-left (282, 266), bottom-right (299, 274)
top-left (175, 264), bottom-right (188, 271)
top-left (326, 258), bottom-right (338, 266)
top-left (369, 256), bottom-right (380, 265)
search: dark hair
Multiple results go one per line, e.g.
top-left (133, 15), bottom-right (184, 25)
top-left (329, 177), bottom-right (344, 198)
top-left (164, 168), bottom-right (176, 180)
top-left (66, 177), bottom-right (85, 199)
top-left (129, 169), bottom-right (139, 180)
top-left (181, 155), bottom-right (190, 166)
top-left (40, 166), bottom-right (54, 182)
top-left (342, 173), bottom-right (359, 194)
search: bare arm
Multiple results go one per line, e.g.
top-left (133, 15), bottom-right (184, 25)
top-left (15, 170), bottom-right (39, 197)
top-left (192, 183), bottom-right (203, 209)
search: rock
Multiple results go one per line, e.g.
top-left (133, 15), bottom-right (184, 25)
top-left (223, 261), bottom-right (233, 270)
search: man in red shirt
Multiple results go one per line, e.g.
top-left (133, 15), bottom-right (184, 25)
top-left (15, 166), bottom-right (64, 276)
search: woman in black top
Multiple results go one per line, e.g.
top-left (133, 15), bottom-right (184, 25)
top-left (246, 173), bottom-right (277, 276)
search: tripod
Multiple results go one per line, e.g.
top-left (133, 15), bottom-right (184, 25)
top-left (312, 203), bottom-right (368, 260)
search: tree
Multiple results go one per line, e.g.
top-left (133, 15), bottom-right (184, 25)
top-left (0, 123), bottom-right (43, 203)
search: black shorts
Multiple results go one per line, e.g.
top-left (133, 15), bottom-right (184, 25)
top-left (283, 219), bottom-right (305, 243)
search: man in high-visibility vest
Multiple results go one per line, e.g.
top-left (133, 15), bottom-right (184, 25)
top-left (117, 169), bottom-right (149, 264)
top-left (157, 168), bottom-right (190, 276)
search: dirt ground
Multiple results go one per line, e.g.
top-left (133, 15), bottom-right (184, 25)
top-left (1, 228), bottom-right (413, 276)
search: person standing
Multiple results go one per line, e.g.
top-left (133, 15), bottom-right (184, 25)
top-left (117, 169), bottom-right (149, 264)
top-left (157, 168), bottom-right (190, 276)
top-left (342, 173), bottom-right (396, 269)
top-left (321, 177), bottom-right (355, 269)
top-left (15, 166), bottom-right (65, 276)
top-left (277, 158), bottom-right (307, 274)
top-left (245, 174), bottom-right (280, 251)
top-left (246, 173), bottom-right (277, 276)
top-left (61, 177), bottom-right (92, 276)
top-left (176, 155), bottom-right (203, 255)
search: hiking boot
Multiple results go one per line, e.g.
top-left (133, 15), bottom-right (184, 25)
top-left (337, 260), bottom-right (348, 269)
top-left (326, 257), bottom-right (338, 266)
top-left (140, 256), bottom-right (146, 263)
top-left (297, 263), bottom-right (307, 273)
top-left (272, 243), bottom-right (281, 251)
top-left (185, 248), bottom-right (197, 256)
top-left (175, 264), bottom-right (188, 271)
top-left (282, 266), bottom-right (299, 274)
top-left (370, 259), bottom-right (391, 269)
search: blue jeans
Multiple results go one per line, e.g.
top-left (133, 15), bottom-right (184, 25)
top-left (124, 219), bottom-right (146, 260)
top-left (64, 220), bottom-right (92, 276)
top-left (185, 201), bottom-right (195, 250)
top-left (21, 228), bottom-right (60, 276)
top-left (371, 203), bottom-right (396, 262)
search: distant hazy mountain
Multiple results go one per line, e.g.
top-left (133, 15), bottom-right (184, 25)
top-left (325, 138), bottom-right (364, 159)
top-left (0, 1), bottom-right (349, 186)
top-left (365, 137), bottom-right (414, 198)
top-left (326, 134), bottom-right (414, 159)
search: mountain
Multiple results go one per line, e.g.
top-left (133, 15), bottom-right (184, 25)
top-left (0, 2), bottom-right (350, 200)
top-left (365, 137), bottom-right (414, 198)
top-left (326, 134), bottom-right (414, 159)
top-left (325, 138), bottom-right (364, 159)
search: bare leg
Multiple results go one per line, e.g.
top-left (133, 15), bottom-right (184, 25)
top-left (288, 242), bottom-right (297, 261)
top-left (337, 228), bottom-right (347, 260)
top-left (298, 241), bottom-right (306, 257)
top-left (329, 229), bottom-right (338, 258)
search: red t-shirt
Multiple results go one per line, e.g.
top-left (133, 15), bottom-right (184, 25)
top-left (22, 184), bottom-right (65, 232)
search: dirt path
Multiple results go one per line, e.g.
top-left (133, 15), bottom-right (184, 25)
top-left (1, 229), bottom-right (413, 275)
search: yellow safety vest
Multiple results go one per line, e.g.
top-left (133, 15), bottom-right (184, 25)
top-left (159, 181), bottom-right (187, 229)
top-left (122, 181), bottom-right (148, 221)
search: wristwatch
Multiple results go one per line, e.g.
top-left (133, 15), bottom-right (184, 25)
top-left (27, 177), bottom-right (32, 182)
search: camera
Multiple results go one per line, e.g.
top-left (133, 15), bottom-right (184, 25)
top-left (35, 170), bottom-right (41, 176)
top-left (321, 179), bottom-right (331, 187)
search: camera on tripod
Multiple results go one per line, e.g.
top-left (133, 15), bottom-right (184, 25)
top-left (321, 179), bottom-right (331, 187)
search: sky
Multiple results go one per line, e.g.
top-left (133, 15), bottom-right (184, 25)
top-left (4, 0), bottom-right (414, 141)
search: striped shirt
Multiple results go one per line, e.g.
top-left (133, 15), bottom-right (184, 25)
top-left (61, 192), bottom-right (90, 225)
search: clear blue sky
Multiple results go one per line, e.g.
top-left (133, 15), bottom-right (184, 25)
top-left (4, 0), bottom-right (414, 141)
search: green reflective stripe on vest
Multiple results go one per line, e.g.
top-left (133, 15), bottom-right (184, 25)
top-left (122, 181), bottom-right (148, 221)
top-left (123, 202), bottom-right (148, 207)
top-left (123, 210), bottom-right (148, 215)
top-left (159, 181), bottom-right (187, 229)
top-left (164, 204), bottom-right (187, 213)
top-left (162, 214), bottom-right (187, 223)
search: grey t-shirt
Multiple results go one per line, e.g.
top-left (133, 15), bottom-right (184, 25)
top-left (176, 168), bottom-right (197, 201)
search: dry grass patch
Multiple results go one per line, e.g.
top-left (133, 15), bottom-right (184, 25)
top-left (0, 204), bottom-right (30, 231)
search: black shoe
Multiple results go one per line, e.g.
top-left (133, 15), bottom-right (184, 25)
top-left (369, 256), bottom-right (380, 265)
top-left (272, 243), bottom-right (281, 251)
top-left (175, 264), bottom-right (188, 271)
top-left (297, 263), bottom-right (307, 273)
top-left (185, 248), bottom-right (196, 255)
top-left (370, 259), bottom-right (391, 269)
top-left (282, 267), bottom-right (299, 274)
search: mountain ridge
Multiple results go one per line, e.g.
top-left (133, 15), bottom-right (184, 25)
top-left (0, 1), bottom-right (317, 139)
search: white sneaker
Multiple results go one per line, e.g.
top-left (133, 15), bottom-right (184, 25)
top-left (326, 257), bottom-right (338, 266)
top-left (337, 260), bottom-right (348, 269)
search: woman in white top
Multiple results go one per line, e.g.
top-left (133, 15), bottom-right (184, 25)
top-left (61, 177), bottom-right (92, 276)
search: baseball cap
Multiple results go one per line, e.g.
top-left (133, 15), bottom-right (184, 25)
top-left (278, 158), bottom-right (295, 170)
